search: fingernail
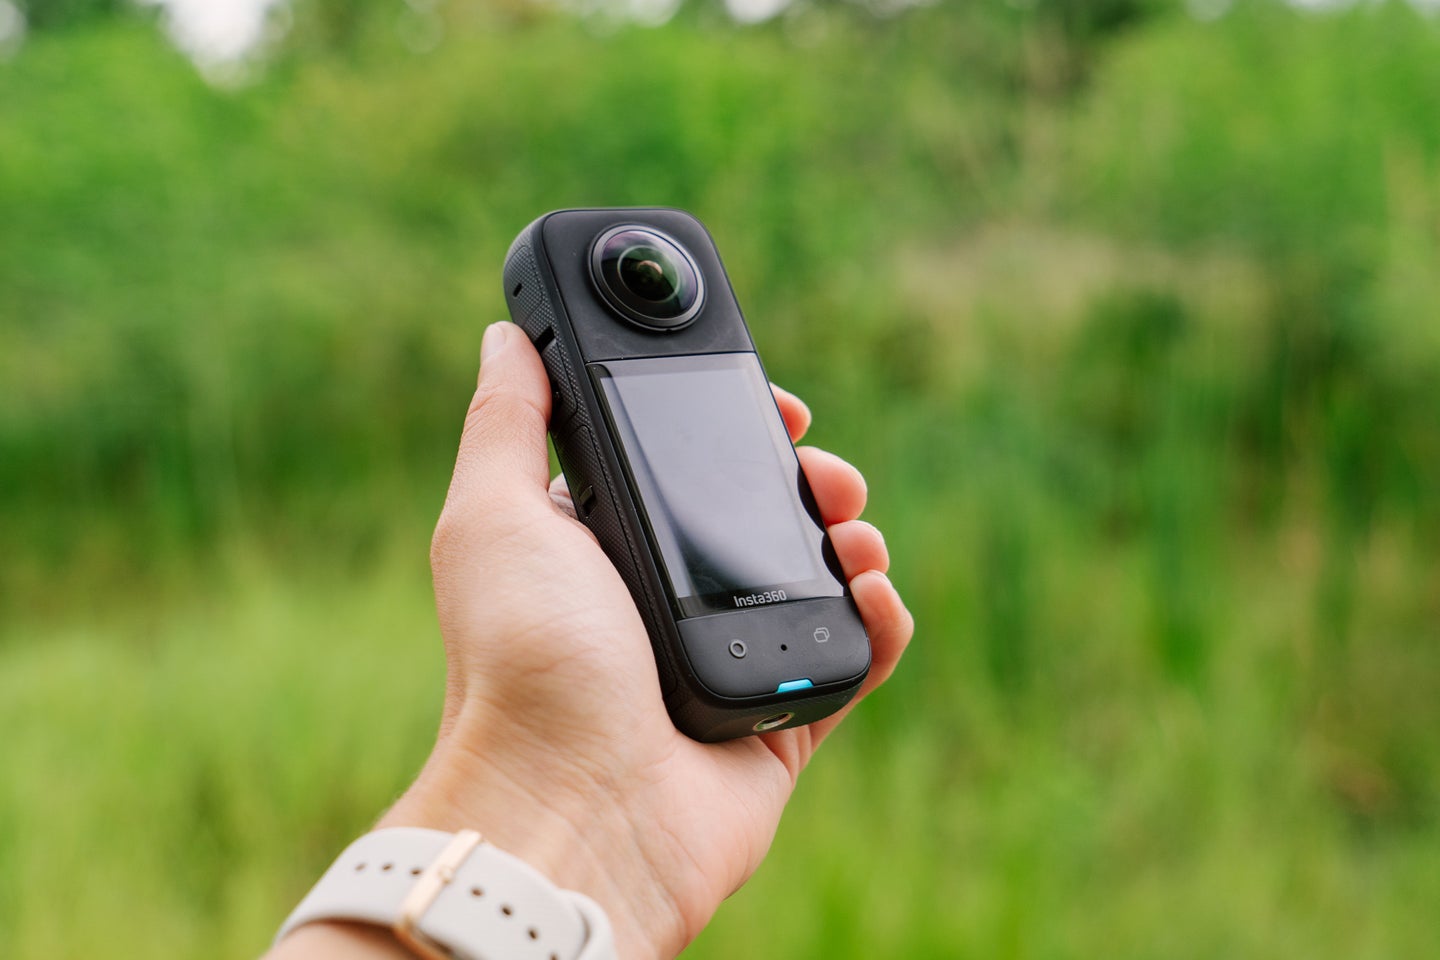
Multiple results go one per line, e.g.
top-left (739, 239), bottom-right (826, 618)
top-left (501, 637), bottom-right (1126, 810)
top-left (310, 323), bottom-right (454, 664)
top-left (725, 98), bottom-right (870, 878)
top-left (480, 322), bottom-right (509, 364)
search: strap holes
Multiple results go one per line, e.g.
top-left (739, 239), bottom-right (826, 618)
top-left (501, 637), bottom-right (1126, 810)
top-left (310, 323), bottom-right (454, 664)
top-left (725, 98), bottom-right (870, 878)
top-left (354, 862), bottom-right (367, 872)
top-left (469, 886), bottom-right (484, 898)
top-left (409, 867), bottom-right (422, 876)
top-left (381, 862), bottom-right (394, 872)
top-left (501, 904), bottom-right (513, 917)
top-left (528, 928), bottom-right (539, 940)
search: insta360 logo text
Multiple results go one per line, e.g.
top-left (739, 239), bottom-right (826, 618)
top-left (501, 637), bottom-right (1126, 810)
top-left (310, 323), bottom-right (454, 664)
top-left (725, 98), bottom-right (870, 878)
top-left (733, 588), bottom-right (789, 608)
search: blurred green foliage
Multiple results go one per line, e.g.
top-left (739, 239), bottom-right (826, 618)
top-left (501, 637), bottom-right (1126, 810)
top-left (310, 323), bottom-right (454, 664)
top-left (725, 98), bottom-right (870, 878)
top-left (2, 1), bottom-right (1438, 957)
top-left (12, 0), bottom-right (132, 32)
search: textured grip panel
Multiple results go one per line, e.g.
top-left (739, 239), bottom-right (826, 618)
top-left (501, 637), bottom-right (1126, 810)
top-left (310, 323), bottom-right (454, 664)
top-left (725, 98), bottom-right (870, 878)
top-left (504, 234), bottom-right (545, 336)
top-left (504, 232), bottom-right (583, 426)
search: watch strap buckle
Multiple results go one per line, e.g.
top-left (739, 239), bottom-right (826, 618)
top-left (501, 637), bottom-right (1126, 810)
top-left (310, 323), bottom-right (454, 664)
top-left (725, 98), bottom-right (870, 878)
top-left (393, 829), bottom-right (484, 960)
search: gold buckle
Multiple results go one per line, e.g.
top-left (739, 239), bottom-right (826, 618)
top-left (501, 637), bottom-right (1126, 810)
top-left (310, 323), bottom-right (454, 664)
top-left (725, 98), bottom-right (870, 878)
top-left (393, 830), bottom-right (484, 960)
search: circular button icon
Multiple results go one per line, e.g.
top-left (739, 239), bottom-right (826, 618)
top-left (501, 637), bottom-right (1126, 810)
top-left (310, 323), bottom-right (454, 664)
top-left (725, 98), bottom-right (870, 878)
top-left (728, 639), bottom-right (748, 659)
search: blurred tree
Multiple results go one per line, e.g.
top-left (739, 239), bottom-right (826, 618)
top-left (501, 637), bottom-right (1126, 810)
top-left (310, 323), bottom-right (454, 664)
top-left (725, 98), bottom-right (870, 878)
top-left (1030, 0), bottom-right (1176, 39)
top-left (17, 0), bottom-right (131, 31)
top-left (282, 0), bottom-right (401, 53)
top-left (1020, 0), bottom-right (1183, 94)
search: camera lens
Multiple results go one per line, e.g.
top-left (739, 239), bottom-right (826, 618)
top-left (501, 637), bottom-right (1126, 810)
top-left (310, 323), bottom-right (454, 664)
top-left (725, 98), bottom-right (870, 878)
top-left (591, 226), bottom-right (705, 329)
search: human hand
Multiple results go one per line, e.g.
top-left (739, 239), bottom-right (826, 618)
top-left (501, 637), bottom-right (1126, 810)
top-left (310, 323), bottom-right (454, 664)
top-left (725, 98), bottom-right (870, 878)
top-left (276, 321), bottom-right (912, 959)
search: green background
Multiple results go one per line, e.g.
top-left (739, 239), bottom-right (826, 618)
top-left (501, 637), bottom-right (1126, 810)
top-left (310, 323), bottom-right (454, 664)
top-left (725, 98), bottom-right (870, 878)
top-left (2, 0), bottom-right (1438, 955)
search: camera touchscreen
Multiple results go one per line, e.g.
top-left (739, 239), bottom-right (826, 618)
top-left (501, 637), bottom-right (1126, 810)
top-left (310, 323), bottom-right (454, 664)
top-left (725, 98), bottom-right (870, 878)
top-left (591, 353), bottom-right (845, 619)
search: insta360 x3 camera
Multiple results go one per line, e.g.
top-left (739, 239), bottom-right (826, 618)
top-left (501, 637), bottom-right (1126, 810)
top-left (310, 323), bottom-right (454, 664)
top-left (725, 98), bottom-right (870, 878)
top-left (503, 208), bottom-right (870, 742)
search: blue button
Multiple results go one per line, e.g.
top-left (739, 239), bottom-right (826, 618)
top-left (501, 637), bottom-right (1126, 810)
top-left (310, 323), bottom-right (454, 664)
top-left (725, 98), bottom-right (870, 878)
top-left (775, 678), bottom-right (814, 694)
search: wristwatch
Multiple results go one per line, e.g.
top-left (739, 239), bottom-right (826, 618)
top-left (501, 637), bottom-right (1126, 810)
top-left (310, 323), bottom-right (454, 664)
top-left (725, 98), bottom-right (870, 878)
top-left (276, 828), bottom-right (617, 960)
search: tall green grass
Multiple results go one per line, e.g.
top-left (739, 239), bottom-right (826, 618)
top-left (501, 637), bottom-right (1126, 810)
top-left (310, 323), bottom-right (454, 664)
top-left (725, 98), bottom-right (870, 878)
top-left (2, 2), bottom-right (1437, 957)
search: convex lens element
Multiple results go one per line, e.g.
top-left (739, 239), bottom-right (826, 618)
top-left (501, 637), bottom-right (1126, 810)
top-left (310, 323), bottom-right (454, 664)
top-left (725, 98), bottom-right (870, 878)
top-left (619, 246), bottom-right (679, 302)
top-left (591, 227), bottom-right (705, 329)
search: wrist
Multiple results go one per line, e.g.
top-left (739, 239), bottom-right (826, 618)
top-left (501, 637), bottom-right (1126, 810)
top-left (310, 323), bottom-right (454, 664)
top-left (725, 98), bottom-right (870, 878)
top-left (377, 729), bottom-right (685, 960)
top-left (270, 920), bottom-right (410, 959)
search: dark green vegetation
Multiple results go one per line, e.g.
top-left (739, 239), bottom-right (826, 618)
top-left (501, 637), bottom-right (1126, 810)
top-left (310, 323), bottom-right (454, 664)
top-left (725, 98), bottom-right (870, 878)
top-left (3, 1), bottom-right (1438, 956)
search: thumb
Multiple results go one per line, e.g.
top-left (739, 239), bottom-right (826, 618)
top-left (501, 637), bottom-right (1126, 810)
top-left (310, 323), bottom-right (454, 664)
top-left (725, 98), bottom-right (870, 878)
top-left (443, 322), bottom-right (554, 515)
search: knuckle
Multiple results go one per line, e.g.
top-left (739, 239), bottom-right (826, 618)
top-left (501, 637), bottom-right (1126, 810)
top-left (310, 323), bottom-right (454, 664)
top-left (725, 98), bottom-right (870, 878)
top-left (430, 507), bottom-right (468, 571)
top-left (466, 381), bottom-right (547, 439)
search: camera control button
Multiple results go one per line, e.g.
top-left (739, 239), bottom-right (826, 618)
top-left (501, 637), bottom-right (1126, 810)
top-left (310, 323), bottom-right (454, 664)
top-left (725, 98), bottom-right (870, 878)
top-left (728, 640), bottom-right (748, 659)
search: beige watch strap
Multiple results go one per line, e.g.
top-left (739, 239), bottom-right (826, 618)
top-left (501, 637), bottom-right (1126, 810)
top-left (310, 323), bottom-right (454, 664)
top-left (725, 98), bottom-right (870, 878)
top-left (276, 828), bottom-right (616, 960)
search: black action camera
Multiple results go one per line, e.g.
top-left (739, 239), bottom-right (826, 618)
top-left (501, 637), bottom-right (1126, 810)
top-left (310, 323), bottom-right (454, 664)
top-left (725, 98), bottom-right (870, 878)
top-left (503, 208), bottom-right (871, 742)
